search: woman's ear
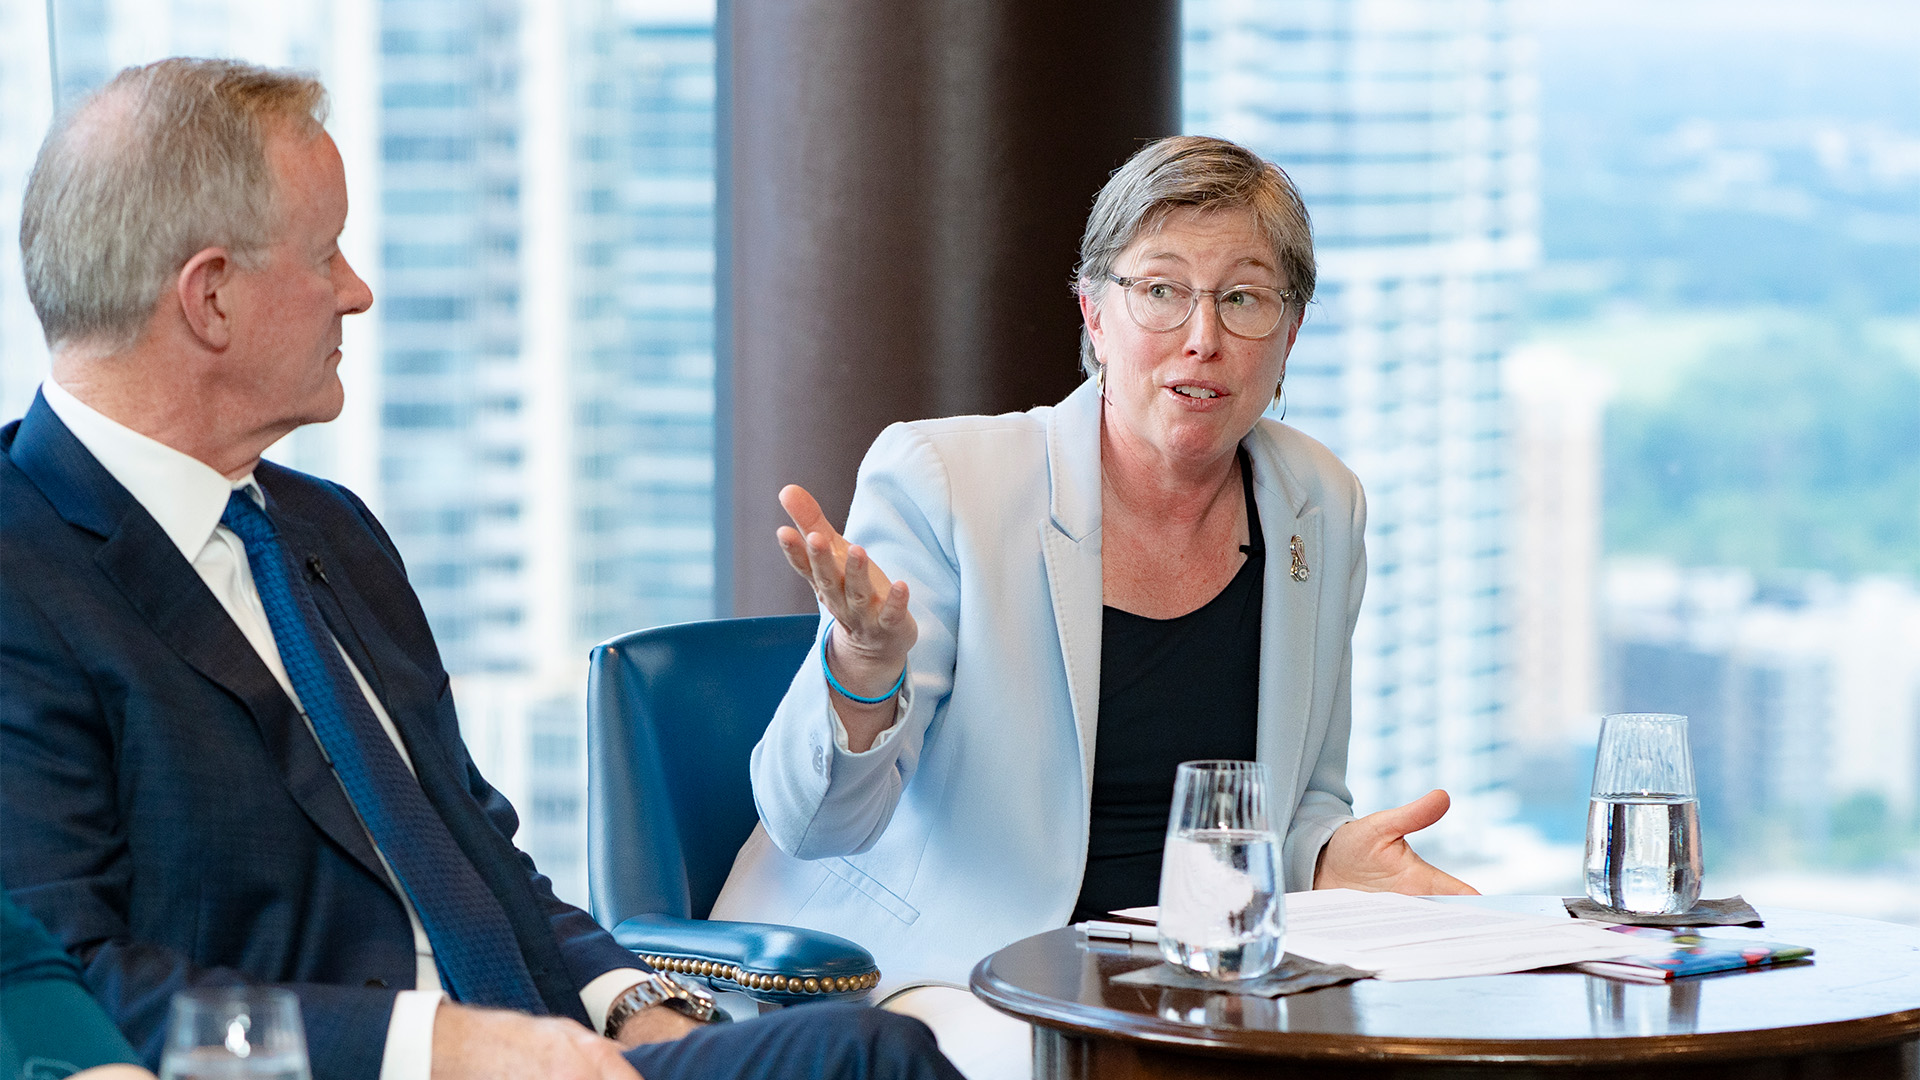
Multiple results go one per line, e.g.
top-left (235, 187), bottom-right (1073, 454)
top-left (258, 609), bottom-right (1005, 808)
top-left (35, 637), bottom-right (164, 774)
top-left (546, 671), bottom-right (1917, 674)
top-left (1078, 289), bottom-right (1105, 360)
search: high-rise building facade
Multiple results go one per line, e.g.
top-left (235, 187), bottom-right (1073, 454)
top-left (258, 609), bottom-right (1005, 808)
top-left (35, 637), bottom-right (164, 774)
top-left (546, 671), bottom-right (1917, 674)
top-left (372, 0), bottom-right (715, 675)
top-left (571, 1), bottom-right (717, 647)
top-left (1506, 343), bottom-right (1605, 751)
top-left (1185, 0), bottom-right (1539, 836)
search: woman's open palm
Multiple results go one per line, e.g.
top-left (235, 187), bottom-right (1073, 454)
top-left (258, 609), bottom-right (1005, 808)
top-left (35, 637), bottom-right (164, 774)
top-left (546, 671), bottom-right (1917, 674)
top-left (775, 484), bottom-right (917, 679)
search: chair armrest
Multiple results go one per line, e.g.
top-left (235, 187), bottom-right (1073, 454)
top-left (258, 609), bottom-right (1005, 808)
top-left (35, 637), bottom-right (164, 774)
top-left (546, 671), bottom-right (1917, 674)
top-left (613, 913), bottom-right (881, 1005)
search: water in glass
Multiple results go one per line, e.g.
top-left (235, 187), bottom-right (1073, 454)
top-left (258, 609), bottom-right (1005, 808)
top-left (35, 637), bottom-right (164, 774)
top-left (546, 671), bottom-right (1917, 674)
top-left (1157, 826), bottom-right (1283, 978)
top-left (161, 1049), bottom-right (310, 1080)
top-left (159, 989), bottom-right (310, 1080)
top-left (1585, 794), bottom-right (1703, 915)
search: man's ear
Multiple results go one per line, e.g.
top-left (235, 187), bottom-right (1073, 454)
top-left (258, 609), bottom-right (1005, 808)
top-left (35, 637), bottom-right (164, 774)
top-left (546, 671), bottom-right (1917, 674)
top-left (176, 247), bottom-right (236, 350)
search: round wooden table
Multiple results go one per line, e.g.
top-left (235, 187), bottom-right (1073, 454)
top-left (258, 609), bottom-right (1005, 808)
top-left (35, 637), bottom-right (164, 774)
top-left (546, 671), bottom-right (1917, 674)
top-left (969, 897), bottom-right (1920, 1079)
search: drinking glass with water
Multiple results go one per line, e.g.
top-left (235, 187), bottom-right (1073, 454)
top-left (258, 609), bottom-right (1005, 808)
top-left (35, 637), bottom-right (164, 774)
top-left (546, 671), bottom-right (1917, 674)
top-left (1157, 760), bottom-right (1284, 980)
top-left (159, 987), bottom-right (311, 1080)
top-left (1585, 712), bottom-right (1704, 915)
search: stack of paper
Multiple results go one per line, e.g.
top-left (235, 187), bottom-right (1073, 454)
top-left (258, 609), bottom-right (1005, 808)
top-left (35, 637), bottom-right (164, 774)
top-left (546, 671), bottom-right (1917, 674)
top-left (1116, 890), bottom-right (1647, 982)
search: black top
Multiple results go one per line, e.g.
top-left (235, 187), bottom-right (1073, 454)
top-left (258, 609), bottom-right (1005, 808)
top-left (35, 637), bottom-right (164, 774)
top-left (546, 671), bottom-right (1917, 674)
top-left (1072, 449), bottom-right (1264, 923)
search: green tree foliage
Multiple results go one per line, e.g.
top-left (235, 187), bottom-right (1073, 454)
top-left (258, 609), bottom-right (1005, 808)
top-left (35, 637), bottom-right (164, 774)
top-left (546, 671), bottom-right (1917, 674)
top-left (1605, 324), bottom-right (1920, 577)
top-left (1825, 791), bottom-right (1919, 871)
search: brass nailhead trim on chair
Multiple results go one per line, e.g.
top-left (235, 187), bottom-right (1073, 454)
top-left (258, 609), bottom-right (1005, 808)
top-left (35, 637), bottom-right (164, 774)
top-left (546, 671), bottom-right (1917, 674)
top-left (640, 955), bottom-right (881, 994)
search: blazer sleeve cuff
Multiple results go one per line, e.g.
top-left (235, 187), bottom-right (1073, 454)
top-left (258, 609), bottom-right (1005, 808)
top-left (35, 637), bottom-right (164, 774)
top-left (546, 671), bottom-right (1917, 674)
top-left (1283, 811), bottom-right (1354, 894)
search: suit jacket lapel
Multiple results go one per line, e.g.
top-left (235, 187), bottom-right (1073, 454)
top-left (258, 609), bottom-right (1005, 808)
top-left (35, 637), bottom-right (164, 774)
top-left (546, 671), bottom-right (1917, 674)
top-left (1246, 424), bottom-right (1323, 805)
top-left (272, 506), bottom-right (399, 714)
top-left (8, 398), bottom-right (391, 888)
top-left (1041, 381), bottom-right (1105, 799)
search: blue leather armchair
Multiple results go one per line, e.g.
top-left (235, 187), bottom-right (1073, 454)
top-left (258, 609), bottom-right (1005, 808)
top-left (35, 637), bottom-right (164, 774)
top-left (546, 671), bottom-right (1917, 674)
top-left (587, 614), bottom-right (881, 1005)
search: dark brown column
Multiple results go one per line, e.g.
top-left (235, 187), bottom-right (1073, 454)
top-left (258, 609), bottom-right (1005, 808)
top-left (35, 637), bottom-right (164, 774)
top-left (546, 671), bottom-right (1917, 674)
top-left (719, 0), bottom-right (1180, 616)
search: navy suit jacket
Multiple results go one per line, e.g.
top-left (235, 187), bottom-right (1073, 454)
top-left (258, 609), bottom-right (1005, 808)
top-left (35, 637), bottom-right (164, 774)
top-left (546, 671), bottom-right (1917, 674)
top-left (0, 396), bottom-right (639, 1078)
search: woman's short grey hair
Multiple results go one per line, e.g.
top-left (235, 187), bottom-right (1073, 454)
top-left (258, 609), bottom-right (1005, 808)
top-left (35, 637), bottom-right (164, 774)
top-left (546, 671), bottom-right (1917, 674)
top-left (1073, 135), bottom-right (1315, 379)
top-left (20, 58), bottom-right (328, 352)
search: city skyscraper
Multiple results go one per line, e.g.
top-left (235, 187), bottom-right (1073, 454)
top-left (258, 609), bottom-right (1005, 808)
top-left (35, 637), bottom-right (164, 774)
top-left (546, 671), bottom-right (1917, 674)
top-left (1506, 343), bottom-right (1606, 751)
top-left (372, 0), bottom-right (714, 676)
top-left (1185, 0), bottom-right (1539, 837)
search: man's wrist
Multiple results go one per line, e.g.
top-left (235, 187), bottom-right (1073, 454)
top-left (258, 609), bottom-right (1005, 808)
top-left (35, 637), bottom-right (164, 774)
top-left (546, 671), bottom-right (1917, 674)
top-left (602, 972), bottom-right (718, 1037)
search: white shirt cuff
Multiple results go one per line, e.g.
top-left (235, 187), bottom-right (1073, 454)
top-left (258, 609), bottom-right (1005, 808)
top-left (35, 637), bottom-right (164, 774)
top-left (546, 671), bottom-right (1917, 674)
top-left (581, 968), bottom-right (649, 1036)
top-left (378, 989), bottom-right (445, 1080)
top-left (829, 675), bottom-right (914, 755)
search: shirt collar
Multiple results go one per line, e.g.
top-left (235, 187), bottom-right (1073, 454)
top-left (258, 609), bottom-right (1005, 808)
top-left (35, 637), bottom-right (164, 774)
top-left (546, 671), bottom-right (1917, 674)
top-left (40, 378), bottom-right (259, 562)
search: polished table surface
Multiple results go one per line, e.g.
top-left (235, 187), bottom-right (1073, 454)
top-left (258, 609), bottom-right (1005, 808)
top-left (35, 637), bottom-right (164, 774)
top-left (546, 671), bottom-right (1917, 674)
top-left (970, 896), bottom-right (1920, 1079)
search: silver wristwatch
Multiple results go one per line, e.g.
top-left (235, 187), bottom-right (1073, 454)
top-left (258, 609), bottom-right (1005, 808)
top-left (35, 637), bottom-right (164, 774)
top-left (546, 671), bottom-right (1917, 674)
top-left (604, 971), bottom-right (720, 1036)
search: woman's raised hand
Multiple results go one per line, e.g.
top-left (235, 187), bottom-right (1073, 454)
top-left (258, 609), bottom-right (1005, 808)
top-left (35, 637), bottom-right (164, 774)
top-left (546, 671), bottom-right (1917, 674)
top-left (775, 485), bottom-right (918, 707)
top-left (1312, 789), bottom-right (1479, 896)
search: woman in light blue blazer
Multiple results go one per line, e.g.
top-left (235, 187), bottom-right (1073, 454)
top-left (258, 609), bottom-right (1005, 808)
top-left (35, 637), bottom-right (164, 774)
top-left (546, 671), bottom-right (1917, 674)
top-left (713, 138), bottom-right (1473, 1014)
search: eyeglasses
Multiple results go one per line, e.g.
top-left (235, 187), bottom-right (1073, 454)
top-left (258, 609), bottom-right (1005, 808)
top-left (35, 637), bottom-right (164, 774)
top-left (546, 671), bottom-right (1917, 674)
top-left (1106, 273), bottom-right (1296, 340)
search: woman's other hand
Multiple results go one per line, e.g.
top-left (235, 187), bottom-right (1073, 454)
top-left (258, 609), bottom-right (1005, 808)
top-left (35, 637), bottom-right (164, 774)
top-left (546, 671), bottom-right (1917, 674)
top-left (776, 485), bottom-right (918, 748)
top-left (1312, 789), bottom-right (1479, 895)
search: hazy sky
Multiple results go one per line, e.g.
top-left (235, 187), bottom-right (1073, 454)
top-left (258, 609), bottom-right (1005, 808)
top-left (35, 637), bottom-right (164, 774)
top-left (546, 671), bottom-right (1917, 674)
top-left (1538, 0), bottom-right (1919, 48)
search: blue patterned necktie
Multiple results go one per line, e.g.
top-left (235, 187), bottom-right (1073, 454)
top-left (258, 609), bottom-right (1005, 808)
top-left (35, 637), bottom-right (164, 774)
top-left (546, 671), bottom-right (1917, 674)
top-left (221, 488), bottom-right (546, 1012)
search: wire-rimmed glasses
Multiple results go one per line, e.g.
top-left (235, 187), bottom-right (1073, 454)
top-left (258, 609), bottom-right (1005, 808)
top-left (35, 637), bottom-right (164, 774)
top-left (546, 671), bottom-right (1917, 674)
top-left (1107, 273), bottom-right (1295, 339)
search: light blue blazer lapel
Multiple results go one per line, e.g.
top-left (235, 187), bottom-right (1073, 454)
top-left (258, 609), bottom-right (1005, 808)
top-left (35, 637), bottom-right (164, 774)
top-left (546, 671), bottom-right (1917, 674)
top-left (1246, 422), bottom-right (1323, 806)
top-left (1040, 381), bottom-right (1105, 797)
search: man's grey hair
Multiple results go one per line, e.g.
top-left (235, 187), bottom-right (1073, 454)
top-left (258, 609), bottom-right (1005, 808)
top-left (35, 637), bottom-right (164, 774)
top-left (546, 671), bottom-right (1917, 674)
top-left (20, 58), bottom-right (329, 352)
top-left (1073, 135), bottom-right (1316, 380)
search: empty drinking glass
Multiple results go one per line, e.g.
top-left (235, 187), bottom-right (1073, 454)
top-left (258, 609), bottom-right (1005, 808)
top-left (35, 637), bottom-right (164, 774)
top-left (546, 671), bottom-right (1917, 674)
top-left (159, 988), bottom-right (311, 1080)
top-left (1584, 713), bottom-right (1704, 915)
top-left (1157, 760), bottom-right (1284, 980)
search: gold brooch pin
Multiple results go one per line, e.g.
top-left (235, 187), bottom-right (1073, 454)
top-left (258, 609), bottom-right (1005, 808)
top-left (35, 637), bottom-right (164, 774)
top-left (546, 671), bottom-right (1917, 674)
top-left (1289, 535), bottom-right (1309, 582)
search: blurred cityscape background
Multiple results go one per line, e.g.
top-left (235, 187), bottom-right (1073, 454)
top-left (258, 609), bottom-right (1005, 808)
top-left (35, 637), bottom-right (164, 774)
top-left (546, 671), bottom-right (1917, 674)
top-left (1, 0), bottom-right (1914, 921)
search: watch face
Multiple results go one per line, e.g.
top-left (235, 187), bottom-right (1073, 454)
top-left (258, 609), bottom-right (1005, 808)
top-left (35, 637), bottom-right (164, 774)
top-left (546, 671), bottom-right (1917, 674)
top-left (665, 995), bottom-right (716, 1022)
top-left (663, 975), bottom-right (718, 1021)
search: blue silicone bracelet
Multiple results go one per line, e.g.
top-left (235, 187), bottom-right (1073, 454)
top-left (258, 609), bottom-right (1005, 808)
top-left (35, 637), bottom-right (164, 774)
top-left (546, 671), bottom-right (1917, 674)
top-left (820, 620), bottom-right (906, 704)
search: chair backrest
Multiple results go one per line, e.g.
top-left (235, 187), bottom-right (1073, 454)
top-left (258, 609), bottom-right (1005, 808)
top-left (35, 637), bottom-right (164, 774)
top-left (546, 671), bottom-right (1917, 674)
top-left (586, 614), bottom-right (818, 927)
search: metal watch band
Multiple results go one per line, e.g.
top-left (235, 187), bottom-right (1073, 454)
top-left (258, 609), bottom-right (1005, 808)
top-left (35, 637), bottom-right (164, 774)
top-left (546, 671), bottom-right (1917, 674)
top-left (604, 971), bottom-right (719, 1037)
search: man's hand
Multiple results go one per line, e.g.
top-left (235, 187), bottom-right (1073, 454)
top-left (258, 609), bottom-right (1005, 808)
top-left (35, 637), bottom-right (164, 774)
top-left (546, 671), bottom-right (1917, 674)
top-left (431, 1002), bottom-right (642, 1080)
top-left (1312, 789), bottom-right (1479, 895)
top-left (612, 1004), bottom-right (703, 1047)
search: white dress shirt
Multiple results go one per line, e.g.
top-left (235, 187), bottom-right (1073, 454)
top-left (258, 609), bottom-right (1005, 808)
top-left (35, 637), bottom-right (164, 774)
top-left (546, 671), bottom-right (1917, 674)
top-left (42, 381), bottom-right (641, 1076)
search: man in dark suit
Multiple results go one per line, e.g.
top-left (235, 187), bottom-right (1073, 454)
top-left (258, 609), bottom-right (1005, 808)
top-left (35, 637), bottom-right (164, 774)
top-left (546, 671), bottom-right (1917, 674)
top-left (0, 58), bottom-right (959, 1080)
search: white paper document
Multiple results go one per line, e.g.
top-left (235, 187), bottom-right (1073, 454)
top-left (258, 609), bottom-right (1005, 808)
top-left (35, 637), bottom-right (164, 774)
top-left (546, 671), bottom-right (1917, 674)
top-left (1114, 891), bottom-right (1645, 981)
